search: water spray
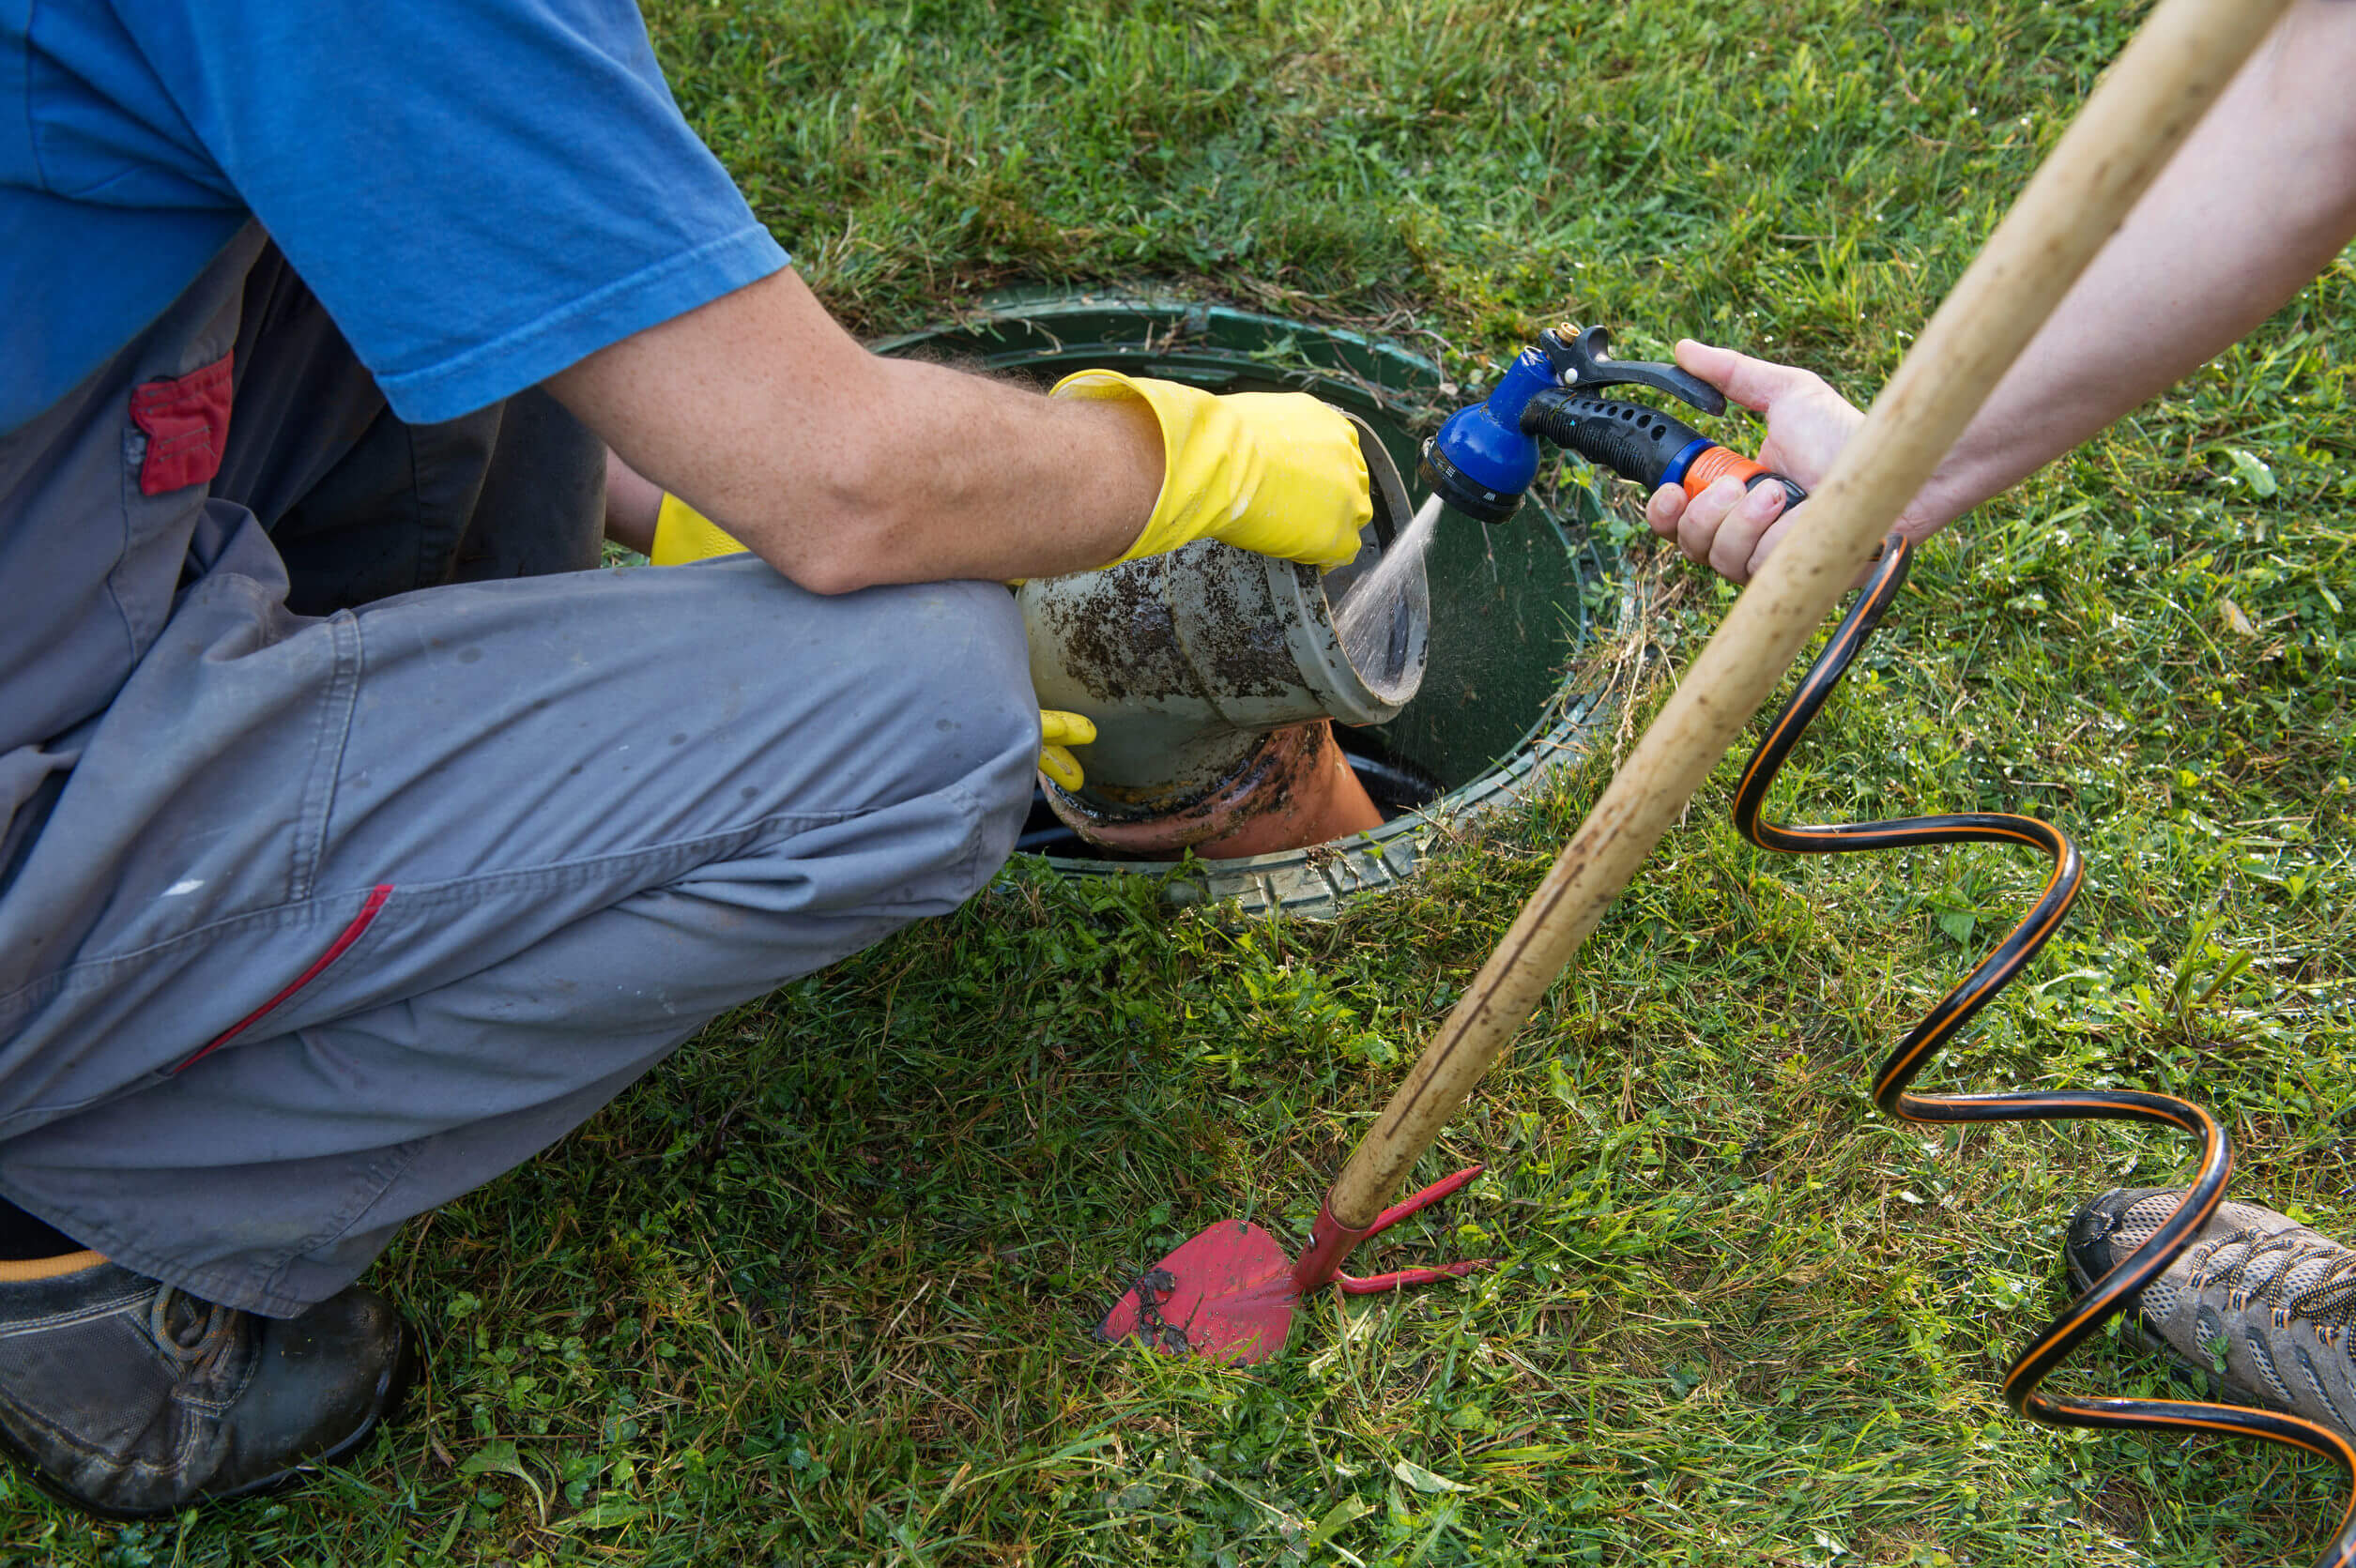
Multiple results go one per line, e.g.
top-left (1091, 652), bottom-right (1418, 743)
top-left (1094, 1), bottom-right (2356, 1559)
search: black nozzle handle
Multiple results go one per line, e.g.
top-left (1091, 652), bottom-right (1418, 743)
top-left (1522, 390), bottom-right (1703, 490)
top-left (1523, 390), bottom-right (1808, 508)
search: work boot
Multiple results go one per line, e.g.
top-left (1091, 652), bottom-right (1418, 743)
top-left (2066, 1187), bottom-right (2356, 1438)
top-left (0, 1252), bottom-right (417, 1518)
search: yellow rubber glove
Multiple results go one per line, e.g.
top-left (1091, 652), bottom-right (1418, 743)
top-left (646, 494), bottom-right (1101, 789)
top-left (650, 492), bottom-right (751, 566)
top-left (1049, 371), bottom-right (1369, 570)
top-left (1038, 709), bottom-right (1096, 792)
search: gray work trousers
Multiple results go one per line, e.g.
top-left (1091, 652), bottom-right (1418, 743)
top-left (0, 226), bottom-right (1037, 1317)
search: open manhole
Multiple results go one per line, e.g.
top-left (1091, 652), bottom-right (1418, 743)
top-left (875, 291), bottom-right (1640, 919)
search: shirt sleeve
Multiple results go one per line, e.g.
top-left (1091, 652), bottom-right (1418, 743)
top-left (115, 0), bottom-right (788, 423)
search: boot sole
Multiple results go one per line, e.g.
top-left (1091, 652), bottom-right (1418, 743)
top-left (0, 1317), bottom-right (421, 1522)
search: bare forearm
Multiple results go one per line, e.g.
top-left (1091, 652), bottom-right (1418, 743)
top-left (1914, 0), bottom-right (2356, 530)
top-left (602, 449), bottom-right (665, 555)
top-left (548, 269), bottom-right (1159, 592)
top-left (749, 352), bottom-right (1162, 590)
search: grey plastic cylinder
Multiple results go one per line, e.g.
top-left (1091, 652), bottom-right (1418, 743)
top-left (1019, 415), bottom-right (1427, 816)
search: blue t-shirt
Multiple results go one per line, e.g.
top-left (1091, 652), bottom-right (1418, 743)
top-left (1, 0), bottom-right (788, 433)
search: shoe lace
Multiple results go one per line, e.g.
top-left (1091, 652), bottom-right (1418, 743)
top-left (147, 1286), bottom-right (238, 1375)
top-left (2293, 1256), bottom-right (2356, 1332)
top-left (2192, 1225), bottom-right (2356, 1350)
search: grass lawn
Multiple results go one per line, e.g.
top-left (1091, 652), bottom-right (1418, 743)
top-left (10, 2), bottom-right (2356, 1564)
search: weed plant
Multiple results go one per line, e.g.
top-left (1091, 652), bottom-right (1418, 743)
top-left (8, 2), bottom-right (2353, 1564)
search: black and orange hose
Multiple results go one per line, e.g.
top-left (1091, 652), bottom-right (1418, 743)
top-left (1745, 532), bottom-right (2356, 1568)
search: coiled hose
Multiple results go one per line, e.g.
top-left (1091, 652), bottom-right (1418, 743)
top-left (1745, 533), bottom-right (2356, 1568)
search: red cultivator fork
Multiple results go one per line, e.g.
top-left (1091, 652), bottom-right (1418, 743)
top-left (1096, 1165), bottom-right (1490, 1364)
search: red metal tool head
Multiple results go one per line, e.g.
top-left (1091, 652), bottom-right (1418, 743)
top-left (1096, 1219), bottom-right (1296, 1365)
top-left (1094, 1165), bottom-right (1491, 1365)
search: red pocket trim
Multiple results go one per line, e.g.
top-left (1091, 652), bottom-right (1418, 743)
top-left (172, 885), bottom-right (393, 1074)
top-left (130, 350), bottom-right (235, 496)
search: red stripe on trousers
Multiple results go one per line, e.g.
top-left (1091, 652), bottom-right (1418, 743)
top-left (172, 885), bottom-right (394, 1074)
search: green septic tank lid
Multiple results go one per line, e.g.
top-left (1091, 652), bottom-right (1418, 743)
top-left (874, 288), bottom-right (1643, 920)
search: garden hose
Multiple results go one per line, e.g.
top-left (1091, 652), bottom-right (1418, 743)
top-left (1748, 531), bottom-right (2356, 1568)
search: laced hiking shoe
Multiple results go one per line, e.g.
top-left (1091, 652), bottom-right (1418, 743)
top-left (2066, 1187), bottom-right (2356, 1438)
top-left (0, 1252), bottom-right (417, 1518)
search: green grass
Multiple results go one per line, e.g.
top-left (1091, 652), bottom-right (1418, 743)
top-left (10, 1), bottom-right (2356, 1563)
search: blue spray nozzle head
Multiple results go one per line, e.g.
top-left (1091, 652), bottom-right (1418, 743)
top-left (1417, 341), bottom-right (1556, 524)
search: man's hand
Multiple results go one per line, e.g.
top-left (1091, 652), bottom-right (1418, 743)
top-left (1037, 709), bottom-right (1096, 791)
top-left (1643, 341), bottom-right (1935, 585)
top-left (1049, 372), bottom-right (1369, 571)
top-left (648, 491), bottom-right (747, 565)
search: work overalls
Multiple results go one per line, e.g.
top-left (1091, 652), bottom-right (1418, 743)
top-left (0, 225), bottom-right (1036, 1316)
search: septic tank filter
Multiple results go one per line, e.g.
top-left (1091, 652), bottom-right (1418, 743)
top-left (870, 293), bottom-right (1628, 920)
top-left (1019, 412), bottom-right (1428, 858)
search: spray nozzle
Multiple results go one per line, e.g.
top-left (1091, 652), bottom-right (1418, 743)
top-left (1420, 325), bottom-right (1728, 523)
top-left (1416, 338), bottom-right (1557, 524)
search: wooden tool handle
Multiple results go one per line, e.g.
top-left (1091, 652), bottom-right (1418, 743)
top-left (1326, 0), bottom-right (2297, 1230)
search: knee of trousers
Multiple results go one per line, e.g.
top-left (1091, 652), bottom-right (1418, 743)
top-left (888, 578), bottom-right (1038, 867)
top-left (733, 572), bottom-right (1038, 881)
